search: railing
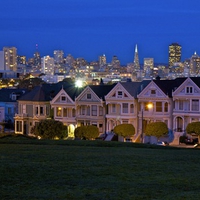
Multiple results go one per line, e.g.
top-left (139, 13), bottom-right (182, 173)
top-left (15, 113), bottom-right (28, 117)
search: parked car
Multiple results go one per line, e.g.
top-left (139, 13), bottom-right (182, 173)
top-left (157, 141), bottom-right (169, 146)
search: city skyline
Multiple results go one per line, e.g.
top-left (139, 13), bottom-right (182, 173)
top-left (0, 0), bottom-right (200, 64)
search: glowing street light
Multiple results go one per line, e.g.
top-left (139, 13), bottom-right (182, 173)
top-left (75, 80), bottom-right (83, 88)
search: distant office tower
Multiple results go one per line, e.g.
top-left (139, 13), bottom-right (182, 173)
top-left (41, 56), bottom-right (55, 75)
top-left (168, 43), bottom-right (181, 67)
top-left (54, 50), bottom-right (64, 64)
top-left (0, 51), bottom-right (4, 70)
top-left (111, 55), bottom-right (120, 68)
top-left (144, 58), bottom-right (154, 71)
top-left (34, 51), bottom-right (41, 67)
top-left (190, 52), bottom-right (200, 74)
top-left (17, 55), bottom-right (26, 65)
top-left (133, 44), bottom-right (140, 71)
top-left (99, 54), bottom-right (106, 66)
top-left (3, 47), bottom-right (17, 71)
top-left (65, 54), bottom-right (75, 67)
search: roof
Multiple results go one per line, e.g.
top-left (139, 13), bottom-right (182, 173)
top-left (88, 84), bottom-right (117, 100)
top-left (0, 88), bottom-right (28, 102)
top-left (18, 81), bottom-right (84, 102)
top-left (121, 80), bottom-right (151, 98)
top-left (153, 78), bottom-right (186, 97)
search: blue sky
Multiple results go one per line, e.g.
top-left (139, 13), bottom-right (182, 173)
top-left (0, 0), bottom-right (200, 64)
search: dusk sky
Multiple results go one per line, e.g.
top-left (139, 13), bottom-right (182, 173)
top-left (0, 0), bottom-right (200, 64)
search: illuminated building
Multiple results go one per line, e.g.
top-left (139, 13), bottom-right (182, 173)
top-left (99, 54), bottom-right (106, 66)
top-left (54, 50), bottom-right (64, 64)
top-left (3, 47), bottom-right (17, 71)
top-left (17, 55), bottom-right (26, 65)
top-left (190, 52), bottom-right (200, 74)
top-left (41, 56), bottom-right (55, 75)
top-left (144, 58), bottom-right (154, 71)
top-left (0, 51), bottom-right (4, 70)
top-left (169, 43), bottom-right (181, 67)
top-left (133, 44), bottom-right (140, 71)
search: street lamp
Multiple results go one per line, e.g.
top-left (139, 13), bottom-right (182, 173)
top-left (141, 102), bottom-right (153, 143)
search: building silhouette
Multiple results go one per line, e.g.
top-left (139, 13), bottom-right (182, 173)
top-left (169, 43), bottom-right (181, 67)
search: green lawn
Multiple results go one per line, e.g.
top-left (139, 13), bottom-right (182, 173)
top-left (1, 136), bottom-right (200, 200)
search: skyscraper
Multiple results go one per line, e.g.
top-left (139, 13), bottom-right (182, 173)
top-left (99, 54), bottom-right (106, 67)
top-left (41, 56), bottom-right (54, 75)
top-left (54, 50), bottom-right (64, 64)
top-left (3, 47), bottom-right (17, 71)
top-left (168, 43), bottom-right (181, 67)
top-left (133, 44), bottom-right (140, 71)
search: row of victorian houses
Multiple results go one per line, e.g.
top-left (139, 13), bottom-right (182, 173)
top-left (1, 77), bottom-right (200, 145)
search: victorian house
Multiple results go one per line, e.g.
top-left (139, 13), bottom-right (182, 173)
top-left (137, 78), bottom-right (179, 143)
top-left (50, 85), bottom-right (84, 137)
top-left (14, 82), bottom-right (67, 135)
top-left (172, 77), bottom-right (200, 144)
top-left (105, 81), bottom-right (150, 141)
top-left (75, 84), bottom-right (116, 136)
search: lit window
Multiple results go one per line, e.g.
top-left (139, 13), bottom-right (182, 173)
top-left (156, 102), bottom-right (162, 112)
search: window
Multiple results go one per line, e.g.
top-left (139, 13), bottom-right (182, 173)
top-left (35, 106), bottom-right (38, 115)
top-left (112, 104), bottom-right (116, 113)
top-left (179, 101), bottom-right (183, 110)
top-left (186, 86), bottom-right (193, 94)
top-left (87, 94), bottom-right (91, 99)
top-left (8, 107), bottom-right (11, 114)
top-left (99, 106), bottom-right (103, 116)
top-left (117, 91), bottom-right (123, 98)
top-left (40, 107), bottom-right (44, 115)
top-left (16, 121), bottom-right (22, 132)
top-left (164, 103), bottom-right (168, 112)
top-left (46, 106), bottom-right (50, 116)
top-left (56, 107), bottom-right (62, 117)
top-left (192, 99), bottom-right (199, 111)
top-left (61, 96), bottom-right (66, 101)
top-left (72, 109), bottom-right (76, 117)
top-left (99, 124), bottom-right (103, 132)
top-left (130, 104), bottom-right (134, 113)
top-left (151, 90), bottom-right (156, 95)
top-left (63, 108), bottom-right (67, 117)
top-left (81, 106), bottom-right (86, 115)
top-left (22, 105), bottom-right (26, 114)
top-left (92, 105), bottom-right (97, 116)
top-left (122, 103), bottom-right (128, 113)
top-left (156, 102), bottom-right (162, 112)
top-left (87, 106), bottom-right (90, 116)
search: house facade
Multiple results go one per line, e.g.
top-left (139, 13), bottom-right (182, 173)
top-left (172, 77), bottom-right (200, 144)
top-left (13, 77), bottom-right (200, 144)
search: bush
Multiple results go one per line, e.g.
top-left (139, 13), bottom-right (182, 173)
top-left (33, 119), bottom-right (67, 139)
top-left (113, 124), bottom-right (135, 138)
top-left (74, 125), bottom-right (99, 140)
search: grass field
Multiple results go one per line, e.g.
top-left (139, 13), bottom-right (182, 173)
top-left (1, 135), bottom-right (200, 200)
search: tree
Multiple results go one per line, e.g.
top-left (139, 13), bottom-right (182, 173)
top-left (74, 125), bottom-right (99, 140)
top-left (33, 119), bottom-right (67, 139)
top-left (18, 77), bottom-right (45, 90)
top-left (113, 124), bottom-right (135, 139)
top-left (145, 122), bottom-right (168, 138)
top-left (186, 122), bottom-right (200, 143)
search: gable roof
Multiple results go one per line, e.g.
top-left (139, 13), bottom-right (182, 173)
top-left (121, 80), bottom-right (151, 98)
top-left (18, 81), bottom-right (84, 102)
top-left (88, 84), bottom-right (117, 100)
top-left (153, 78), bottom-right (186, 97)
